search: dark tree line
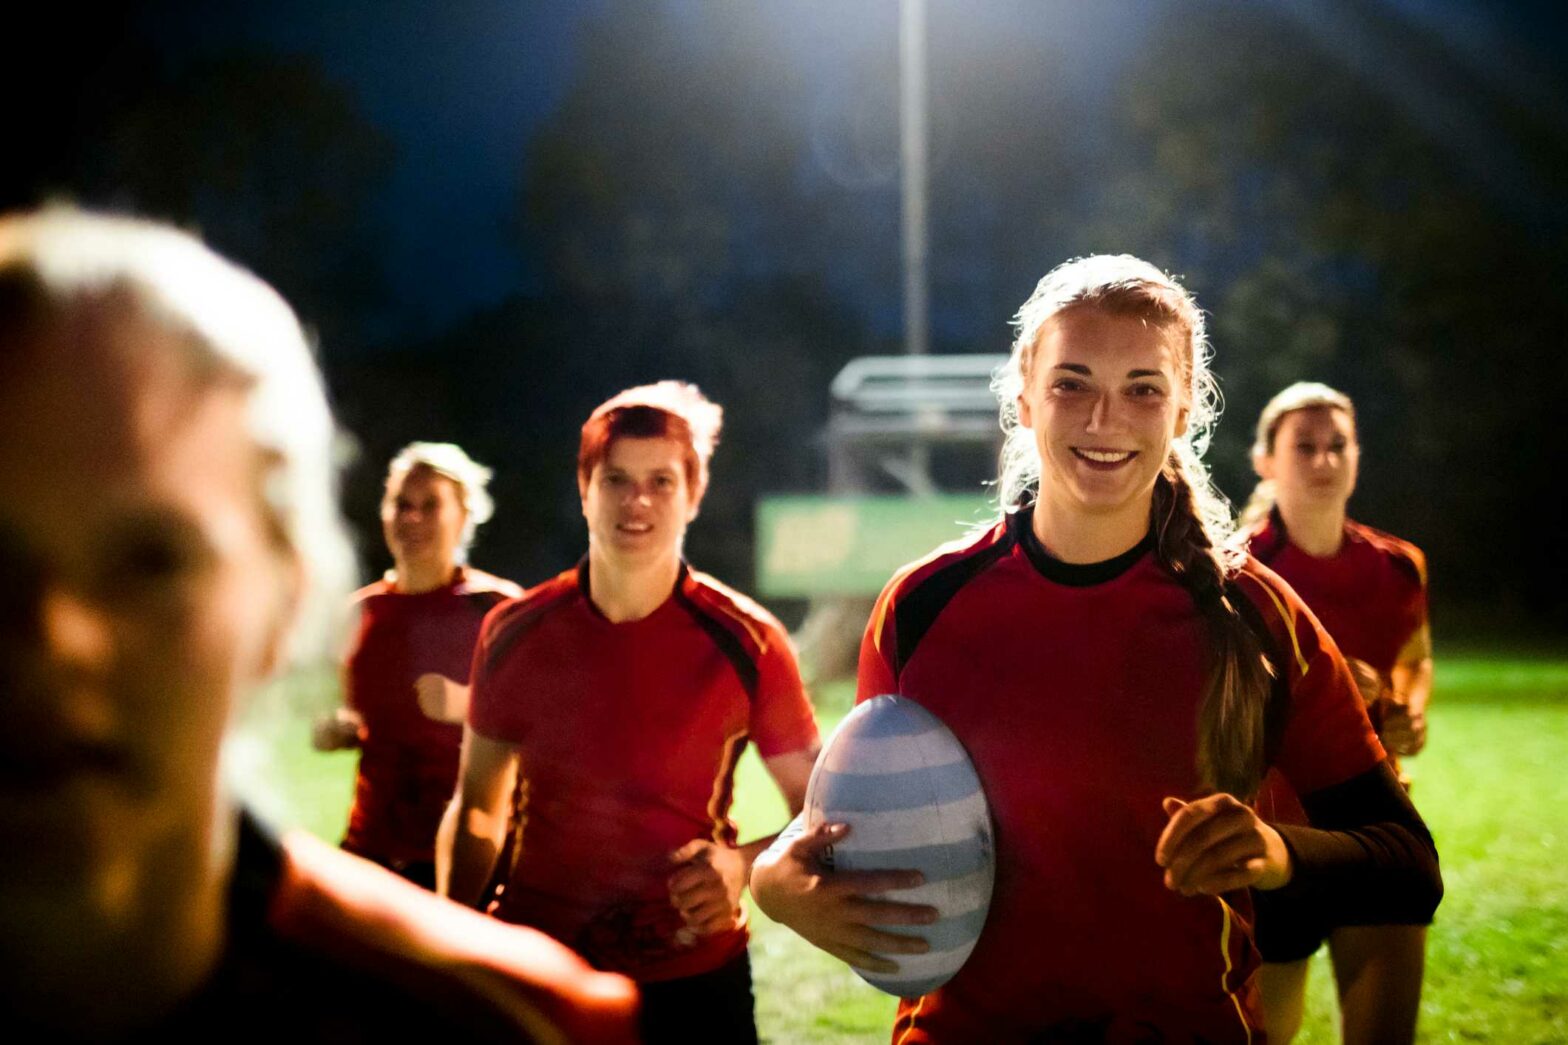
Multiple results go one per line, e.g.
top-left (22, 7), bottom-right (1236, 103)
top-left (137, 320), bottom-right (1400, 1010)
top-left (1106, 2), bottom-right (1568, 631)
top-left (9, 1), bottom-right (1564, 636)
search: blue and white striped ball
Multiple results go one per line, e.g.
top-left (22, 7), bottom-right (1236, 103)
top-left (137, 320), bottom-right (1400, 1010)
top-left (805, 694), bottom-right (994, 997)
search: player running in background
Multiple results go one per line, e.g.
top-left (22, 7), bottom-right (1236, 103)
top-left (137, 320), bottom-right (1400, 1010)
top-left (439, 381), bottom-right (821, 1044)
top-left (1240, 381), bottom-right (1435, 1043)
top-left (312, 443), bottom-right (521, 889)
top-left (752, 255), bottom-right (1442, 1043)
top-left (0, 207), bottom-right (636, 1042)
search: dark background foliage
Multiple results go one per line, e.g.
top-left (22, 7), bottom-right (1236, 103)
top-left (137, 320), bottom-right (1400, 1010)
top-left (8, 0), bottom-right (1564, 637)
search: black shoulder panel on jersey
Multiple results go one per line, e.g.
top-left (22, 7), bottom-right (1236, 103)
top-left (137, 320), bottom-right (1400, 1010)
top-left (1227, 575), bottom-right (1295, 766)
top-left (480, 584), bottom-right (576, 679)
top-left (894, 536), bottom-right (1013, 676)
top-left (464, 590), bottom-right (510, 617)
top-left (674, 583), bottom-right (760, 702)
top-left (1384, 545), bottom-right (1424, 589)
top-left (1250, 507), bottom-right (1291, 565)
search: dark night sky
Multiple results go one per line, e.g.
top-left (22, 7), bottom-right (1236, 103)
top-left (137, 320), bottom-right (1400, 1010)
top-left (132, 0), bottom-right (1567, 347)
top-left (132, 0), bottom-right (1184, 341)
top-left (139, 0), bottom-right (598, 339)
top-left (10, 0), bottom-right (1563, 625)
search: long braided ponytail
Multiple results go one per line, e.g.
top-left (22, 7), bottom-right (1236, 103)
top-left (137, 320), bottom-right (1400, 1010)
top-left (1152, 456), bottom-right (1276, 798)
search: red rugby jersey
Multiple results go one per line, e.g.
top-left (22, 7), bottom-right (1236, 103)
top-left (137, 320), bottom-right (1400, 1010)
top-left (1247, 510), bottom-right (1428, 828)
top-left (856, 509), bottom-right (1383, 1044)
top-left (469, 561), bottom-right (819, 983)
top-left (1247, 510), bottom-right (1427, 680)
top-left (342, 567), bottom-right (521, 866)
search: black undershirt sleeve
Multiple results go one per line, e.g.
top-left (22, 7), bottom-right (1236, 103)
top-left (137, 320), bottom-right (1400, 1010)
top-left (1265, 760), bottom-right (1443, 925)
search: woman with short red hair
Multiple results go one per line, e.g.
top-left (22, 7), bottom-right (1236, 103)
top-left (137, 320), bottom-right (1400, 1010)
top-left (440, 381), bottom-right (821, 1044)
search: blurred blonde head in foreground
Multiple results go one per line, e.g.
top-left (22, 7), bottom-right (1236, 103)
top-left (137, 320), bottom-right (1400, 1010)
top-left (0, 205), bottom-right (354, 1031)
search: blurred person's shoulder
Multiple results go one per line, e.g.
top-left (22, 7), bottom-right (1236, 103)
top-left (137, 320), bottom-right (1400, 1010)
top-left (349, 577), bottom-right (396, 610)
top-left (1345, 518), bottom-right (1427, 589)
top-left (478, 566), bottom-right (583, 645)
top-left (192, 812), bottom-right (637, 1043)
top-left (455, 566), bottom-right (525, 602)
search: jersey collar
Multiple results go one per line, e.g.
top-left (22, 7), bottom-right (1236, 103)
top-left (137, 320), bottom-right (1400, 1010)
top-left (1007, 504), bottom-right (1153, 587)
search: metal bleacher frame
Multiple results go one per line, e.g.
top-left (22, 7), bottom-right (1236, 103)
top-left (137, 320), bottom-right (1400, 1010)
top-left (793, 353), bottom-right (1008, 680)
top-left (824, 353), bottom-right (1009, 495)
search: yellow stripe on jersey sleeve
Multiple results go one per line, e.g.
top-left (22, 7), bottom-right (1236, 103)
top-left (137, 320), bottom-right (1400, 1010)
top-left (1247, 575), bottom-right (1309, 677)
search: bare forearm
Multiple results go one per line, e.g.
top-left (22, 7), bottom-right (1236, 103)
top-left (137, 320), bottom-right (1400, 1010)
top-left (748, 747), bottom-right (815, 879)
top-left (1392, 658), bottom-right (1433, 716)
top-left (1391, 622), bottom-right (1433, 716)
top-left (439, 727), bottom-right (521, 905)
top-left (436, 799), bottom-right (503, 907)
top-left (736, 832), bottom-right (783, 880)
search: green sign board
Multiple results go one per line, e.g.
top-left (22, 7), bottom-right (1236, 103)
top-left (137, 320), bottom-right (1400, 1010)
top-left (755, 494), bottom-right (995, 597)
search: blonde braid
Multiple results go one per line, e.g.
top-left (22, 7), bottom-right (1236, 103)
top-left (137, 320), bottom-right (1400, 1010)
top-left (1237, 480), bottom-right (1278, 534)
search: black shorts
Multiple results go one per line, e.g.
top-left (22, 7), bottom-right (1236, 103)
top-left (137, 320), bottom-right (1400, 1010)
top-left (1252, 887), bottom-right (1330, 963)
top-left (637, 950), bottom-right (758, 1045)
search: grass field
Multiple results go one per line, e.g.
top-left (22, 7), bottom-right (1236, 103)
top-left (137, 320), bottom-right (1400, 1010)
top-left (253, 655), bottom-right (1568, 1043)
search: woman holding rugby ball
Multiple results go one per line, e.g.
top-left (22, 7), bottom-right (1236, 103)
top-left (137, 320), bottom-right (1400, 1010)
top-left (1242, 382), bottom-right (1435, 1043)
top-left (752, 255), bottom-right (1441, 1042)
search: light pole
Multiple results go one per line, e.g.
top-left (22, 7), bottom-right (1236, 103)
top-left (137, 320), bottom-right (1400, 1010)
top-left (900, 0), bottom-right (929, 361)
top-left (900, 0), bottom-right (933, 488)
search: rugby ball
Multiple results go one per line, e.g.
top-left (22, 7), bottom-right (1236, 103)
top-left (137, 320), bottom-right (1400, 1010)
top-left (804, 694), bottom-right (994, 997)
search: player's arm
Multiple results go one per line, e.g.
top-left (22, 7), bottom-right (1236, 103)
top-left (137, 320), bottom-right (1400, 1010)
top-left (1166, 571), bottom-right (1441, 917)
top-left (667, 745), bottom-right (818, 938)
top-left (1264, 762), bottom-right (1442, 924)
top-left (415, 672), bottom-right (472, 724)
top-left (312, 652), bottom-right (366, 751)
top-left (1262, 641), bottom-right (1442, 920)
top-left (1155, 762), bottom-right (1441, 921)
top-left (437, 726), bottom-right (520, 907)
top-left (750, 588), bottom-right (939, 971)
top-left (314, 606), bottom-right (371, 751)
top-left (1249, 594), bottom-right (1439, 918)
top-left (1383, 623), bottom-right (1434, 756)
top-left (751, 817), bottom-right (936, 973)
top-left (310, 706), bottom-right (364, 751)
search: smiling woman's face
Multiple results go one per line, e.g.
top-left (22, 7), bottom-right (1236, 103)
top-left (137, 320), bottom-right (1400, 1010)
top-left (382, 465), bottom-right (467, 577)
top-left (1018, 306), bottom-right (1190, 533)
top-left (0, 305), bottom-right (292, 896)
top-left (579, 435), bottom-right (697, 569)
